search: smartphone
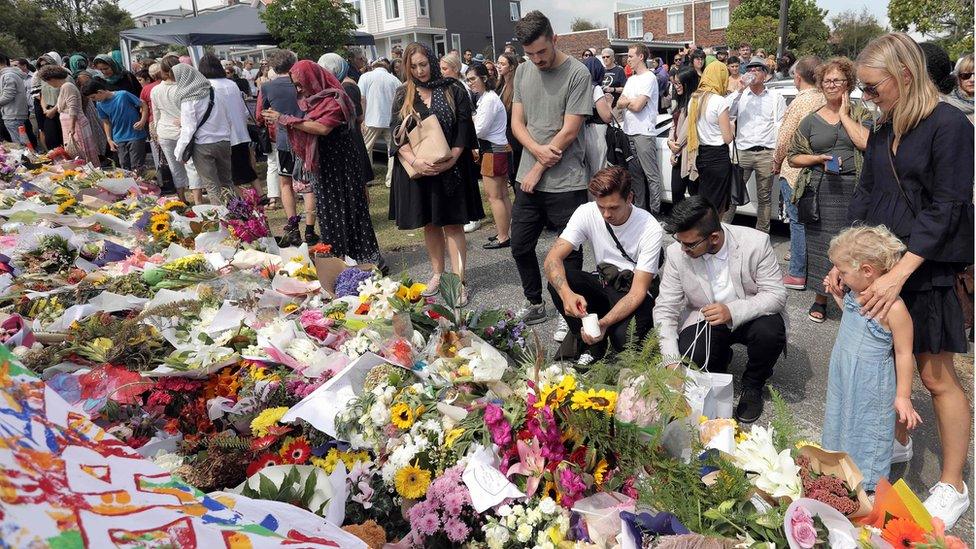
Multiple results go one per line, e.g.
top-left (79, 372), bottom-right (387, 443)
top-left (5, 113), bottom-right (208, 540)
top-left (825, 156), bottom-right (841, 174)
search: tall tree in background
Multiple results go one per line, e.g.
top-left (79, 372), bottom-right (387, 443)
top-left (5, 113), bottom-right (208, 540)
top-left (888, 0), bottom-right (973, 58)
top-left (34, 0), bottom-right (131, 54)
top-left (727, 0), bottom-right (830, 56)
top-left (261, 0), bottom-right (357, 60)
top-left (570, 18), bottom-right (601, 32)
top-left (0, 0), bottom-right (68, 57)
top-left (84, 1), bottom-right (135, 53)
top-left (830, 8), bottom-right (887, 58)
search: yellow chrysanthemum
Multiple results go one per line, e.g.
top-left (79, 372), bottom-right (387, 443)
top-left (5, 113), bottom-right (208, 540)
top-left (593, 458), bottom-right (609, 485)
top-left (282, 303), bottom-right (299, 314)
top-left (394, 464), bottom-right (431, 500)
top-left (406, 283), bottom-right (426, 302)
top-left (570, 388), bottom-right (618, 413)
top-left (249, 406), bottom-right (288, 438)
top-left (445, 427), bottom-right (464, 448)
top-left (390, 402), bottom-right (415, 429)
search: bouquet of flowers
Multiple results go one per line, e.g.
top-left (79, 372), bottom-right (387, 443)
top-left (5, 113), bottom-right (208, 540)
top-left (222, 189), bottom-right (270, 245)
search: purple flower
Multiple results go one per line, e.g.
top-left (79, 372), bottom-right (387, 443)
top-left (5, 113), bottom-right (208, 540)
top-left (413, 512), bottom-right (440, 536)
top-left (442, 490), bottom-right (466, 515)
top-left (483, 403), bottom-right (504, 425)
top-left (443, 517), bottom-right (470, 543)
top-left (558, 468), bottom-right (586, 508)
top-left (334, 268), bottom-right (373, 298)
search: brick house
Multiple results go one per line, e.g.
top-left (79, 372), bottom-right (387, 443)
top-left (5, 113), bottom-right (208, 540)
top-left (614, 0), bottom-right (740, 49)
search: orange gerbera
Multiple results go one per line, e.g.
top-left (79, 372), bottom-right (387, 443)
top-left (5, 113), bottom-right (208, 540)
top-left (246, 452), bottom-right (281, 477)
top-left (279, 437), bottom-right (312, 464)
top-left (882, 517), bottom-right (925, 547)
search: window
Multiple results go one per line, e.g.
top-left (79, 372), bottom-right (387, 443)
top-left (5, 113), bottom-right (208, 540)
top-left (666, 7), bottom-right (684, 34)
top-left (418, 0), bottom-right (429, 17)
top-left (710, 1), bottom-right (729, 29)
top-left (451, 33), bottom-right (461, 52)
top-left (384, 0), bottom-right (400, 20)
top-left (627, 13), bottom-right (642, 38)
top-left (347, 0), bottom-right (362, 26)
top-left (509, 1), bottom-right (520, 22)
top-left (433, 35), bottom-right (446, 57)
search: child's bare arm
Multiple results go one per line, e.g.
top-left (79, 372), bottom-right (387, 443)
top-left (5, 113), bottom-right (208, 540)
top-left (887, 299), bottom-right (922, 430)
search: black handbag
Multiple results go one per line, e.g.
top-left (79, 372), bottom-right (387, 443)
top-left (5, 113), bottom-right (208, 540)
top-left (796, 170), bottom-right (824, 224)
top-left (730, 135), bottom-right (751, 207)
top-left (180, 88), bottom-right (215, 163)
top-left (598, 220), bottom-right (636, 292)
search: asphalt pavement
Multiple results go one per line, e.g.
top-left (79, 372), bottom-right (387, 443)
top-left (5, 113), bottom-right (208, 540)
top-left (380, 217), bottom-right (975, 538)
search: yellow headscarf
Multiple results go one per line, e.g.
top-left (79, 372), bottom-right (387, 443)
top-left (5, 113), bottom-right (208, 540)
top-left (687, 61), bottom-right (730, 153)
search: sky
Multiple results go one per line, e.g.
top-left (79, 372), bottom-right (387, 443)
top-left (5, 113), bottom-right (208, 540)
top-left (119, 0), bottom-right (891, 32)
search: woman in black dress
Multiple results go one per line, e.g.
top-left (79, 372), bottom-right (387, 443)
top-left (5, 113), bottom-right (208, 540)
top-left (263, 60), bottom-right (382, 266)
top-left (827, 33), bottom-right (974, 528)
top-left (389, 43), bottom-right (484, 302)
top-left (319, 52), bottom-right (375, 186)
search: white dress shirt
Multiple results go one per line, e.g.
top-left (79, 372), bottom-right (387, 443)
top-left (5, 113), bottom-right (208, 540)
top-left (702, 237), bottom-right (736, 304)
top-left (175, 93), bottom-right (233, 160)
top-left (473, 90), bottom-right (508, 146)
top-left (728, 86), bottom-right (786, 149)
top-left (358, 67), bottom-right (401, 128)
top-left (209, 78), bottom-right (251, 146)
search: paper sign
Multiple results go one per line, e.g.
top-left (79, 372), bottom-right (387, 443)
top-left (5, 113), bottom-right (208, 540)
top-left (462, 445), bottom-right (525, 513)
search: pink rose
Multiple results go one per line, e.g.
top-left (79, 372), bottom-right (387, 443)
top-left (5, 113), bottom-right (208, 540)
top-left (790, 507), bottom-right (818, 549)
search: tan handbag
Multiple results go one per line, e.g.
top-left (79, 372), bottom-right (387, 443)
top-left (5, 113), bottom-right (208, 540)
top-left (394, 112), bottom-right (452, 179)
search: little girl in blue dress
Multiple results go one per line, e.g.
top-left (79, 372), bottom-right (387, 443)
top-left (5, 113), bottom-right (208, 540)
top-left (821, 225), bottom-right (922, 491)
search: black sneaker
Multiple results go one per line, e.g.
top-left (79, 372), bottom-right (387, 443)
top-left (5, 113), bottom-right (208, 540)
top-left (735, 388), bottom-right (764, 423)
top-left (517, 300), bottom-right (547, 325)
top-left (304, 227), bottom-right (320, 246)
top-left (276, 225), bottom-right (301, 248)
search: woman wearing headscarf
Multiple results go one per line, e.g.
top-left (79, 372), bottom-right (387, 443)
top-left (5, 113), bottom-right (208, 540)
top-left (31, 52), bottom-right (65, 150)
top-left (92, 54), bottom-right (142, 97)
top-left (581, 56), bottom-right (612, 182)
top-left (36, 65), bottom-right (100, 164)
top-left (172, 63), bottom-right (235, 205)
top-left (261, 60), bottom-right (383, 265)
top-left (653, 56), bottom-right (670, 113)
top-left (687, 61), bottom-right (733, 214)
top-left (70, 65), bottom-right (109, 160)
top-left (389, 43), bottom-right (483, 301)
top-left (318, 52), bottom-right (374, 185)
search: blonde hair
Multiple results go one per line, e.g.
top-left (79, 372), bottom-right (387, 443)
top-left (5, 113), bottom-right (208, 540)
top-left (439, 54), bottom-right (461, 77)
top-left (829, 225), bottom-right (906, 272)
top-left (856, 33), bottom-right (938, 144)
top-left (956, 54), bottom-right (974, 76)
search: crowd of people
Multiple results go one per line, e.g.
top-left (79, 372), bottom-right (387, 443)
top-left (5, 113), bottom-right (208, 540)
top-left (1, 8), bottom-right (974, 532)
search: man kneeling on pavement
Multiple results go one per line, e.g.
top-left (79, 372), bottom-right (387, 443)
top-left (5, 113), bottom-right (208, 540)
top-left (544, 166), bottom-right (663, 362)
top-left (654, 196), bottom-right (787, 423)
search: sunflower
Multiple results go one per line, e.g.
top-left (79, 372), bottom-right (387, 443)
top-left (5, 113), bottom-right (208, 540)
top-left (390, 402), bottom-right (415, 429)
top-left (394, 464), bottom-right (431, 499)
top-left (535, 375), bottom-right (577, 409)
top-left (162, 200), bottom-right (187, 211)
top-left (150, 220), bottom-right (171, 236)
top-left (246, 452), bottom-right (282, 477)
top-left (56, 198), bottom-right (76, 214)
top-left (279, 436), bottom-right (312, 464)
top-left (570, 388), bottom-right (618, 413)
top-left (882, 518), bottom-right (925, 547)
top-left (592, 459), bottom-right (609, 485)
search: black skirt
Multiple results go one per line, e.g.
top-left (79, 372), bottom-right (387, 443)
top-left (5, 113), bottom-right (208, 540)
top-left (388, 151), bottom-right (485, 230)
top-left (695, 144), bottom-right (732, 213)
top-left (902, 285), bottom-right (968, 355)
top-left (231, 143), bottom-right (257, 185)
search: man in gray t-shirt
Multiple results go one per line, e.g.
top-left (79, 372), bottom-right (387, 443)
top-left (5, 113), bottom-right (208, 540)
top-left (510, 10), bottom-right (594, 329)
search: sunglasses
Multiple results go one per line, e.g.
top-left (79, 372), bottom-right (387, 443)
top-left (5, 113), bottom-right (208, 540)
top-left (601, 55), bottom-right (611, 59)
top-left (858, 75), bottom-right (891, 97)
top-left (959, 72), bottom-right (974, 80)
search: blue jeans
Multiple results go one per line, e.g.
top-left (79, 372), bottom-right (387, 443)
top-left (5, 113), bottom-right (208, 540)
top-left (780, 178), bottom-right (806, 278)
top-left (3, 119), bottom-right (27, 145)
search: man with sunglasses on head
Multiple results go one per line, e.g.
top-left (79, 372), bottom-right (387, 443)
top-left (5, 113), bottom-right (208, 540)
top-left (600, 48), bottom-right (627, 107)
top-left (654, 196), bottom-right (787, 423)
top-left (725, 56), bottom-right (786, 233)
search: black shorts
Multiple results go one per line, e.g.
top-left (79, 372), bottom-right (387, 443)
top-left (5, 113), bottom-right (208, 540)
top-left (277, 149), bottom-right (295, 177)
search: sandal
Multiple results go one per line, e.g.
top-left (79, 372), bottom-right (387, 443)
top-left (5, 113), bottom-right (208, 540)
top-left (458, 284), bottom-right (469, 307)
top-left (808, 302), bottom-right (826, 323)
top-left (421, 273), bottom-right (441, 297)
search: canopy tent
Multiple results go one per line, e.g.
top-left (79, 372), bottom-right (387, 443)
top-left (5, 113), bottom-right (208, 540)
top-left (119, 4), bottom-right (374, 66)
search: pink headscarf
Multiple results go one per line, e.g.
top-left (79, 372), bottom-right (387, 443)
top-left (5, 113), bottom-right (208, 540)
top-left (278, 60), bottom-right (355, 174)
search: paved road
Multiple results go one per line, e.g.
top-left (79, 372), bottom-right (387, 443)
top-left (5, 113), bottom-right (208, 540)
top-left (381, 219), bottom-right (975, 537)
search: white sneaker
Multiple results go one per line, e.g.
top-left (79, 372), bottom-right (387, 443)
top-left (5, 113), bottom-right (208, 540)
top-left (463, 220), bottom-right (482, 233)
top-left (553, 316), bottom-right (569, 342)
top-left (924, 482), bottom-right (970, 531)
top-left (577, 353), bottom-right (595, 366)
top-left (891, 436), bottom-right (913, 464)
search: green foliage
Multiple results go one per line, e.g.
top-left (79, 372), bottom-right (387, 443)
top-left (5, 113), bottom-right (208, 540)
top-left (240, 466), bottom-right (329, 516)
top-left (84, 1), bottom-right (135, 54)
top-left (829, 8), bottom-right (888, 58)
top-left (727, 0), bottom-right (831, 56)
top-left (0, 33), bottom-right (25, 59)
top-left (888, 0), bottom-right (973, 59)
top-left (261, 0), bottom-right (358, 60)
top-left (0, 0), bottom-right (67, 56)
top-left (36, 0), bottom-right (132, 55)
top-left (768, 387), bottom-right (800, 451)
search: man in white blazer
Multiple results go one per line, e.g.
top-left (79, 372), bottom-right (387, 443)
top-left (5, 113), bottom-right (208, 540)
top-left (654, 196), bottom-right (787, 422)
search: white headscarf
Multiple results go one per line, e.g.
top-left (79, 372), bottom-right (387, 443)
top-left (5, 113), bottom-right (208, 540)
top-left (172, 63), bottom-right (211, 103)
top-left (45, 51), bottom-right (64, 67)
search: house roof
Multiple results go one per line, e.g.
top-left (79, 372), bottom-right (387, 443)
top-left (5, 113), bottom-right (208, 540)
top-left (133, 7), bottom-right (192, 18)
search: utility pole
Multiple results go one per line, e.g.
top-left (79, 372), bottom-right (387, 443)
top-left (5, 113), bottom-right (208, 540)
top-left (776, 0), bottom-right (789, 59)
top-left (488, 0), bottom-right (497, 57)
top-left (191, 0), bottom-right (199, 16)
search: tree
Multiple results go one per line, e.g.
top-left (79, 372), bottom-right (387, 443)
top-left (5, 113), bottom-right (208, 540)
top-left (0, 33), bottom-right (25, 59)
top-left (829, 8), bottom-right (887, 58)
top-left (261, 0), bottom-right (358, 60)
top-left (570, 18), bottom-right (601, 32)
top-left (40, 0), bottom-right (100, 51)
top-left (0, 0), bottom-right (67, 56)
top-left (888, 0), bottom-right (973, 59)
top-left (83, 1), bottom-right (134, 54)
top-left (727, 0), bottom-right (830, 56)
